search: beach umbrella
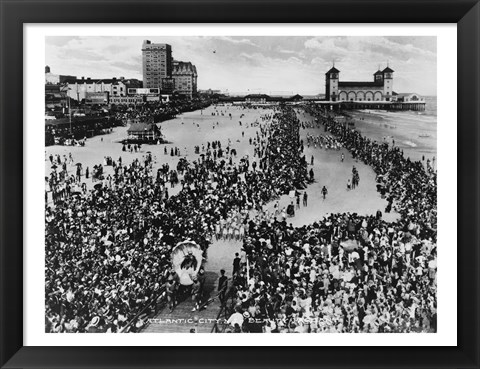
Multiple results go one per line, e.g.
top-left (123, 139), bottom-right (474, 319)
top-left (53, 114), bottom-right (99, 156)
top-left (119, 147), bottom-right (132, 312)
top-left (94, 183), bottom-right (103, 190)
top-left (75, 163), bottom-right (82, 166)
top-left (51, 165), bottom-right (57, 169)
top-left (340, 239), bottom-right (359, 252)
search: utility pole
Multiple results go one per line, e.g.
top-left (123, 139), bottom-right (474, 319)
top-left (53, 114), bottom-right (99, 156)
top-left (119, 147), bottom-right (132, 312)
top-left (68, 93), bottom-right (72, 135)
top-left (62, 83), bottom-right (73, 135)
top-left (62, 83), bottom-right (73, 136)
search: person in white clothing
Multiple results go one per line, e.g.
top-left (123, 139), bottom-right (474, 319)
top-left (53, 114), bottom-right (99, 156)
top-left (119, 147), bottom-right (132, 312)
top-left (227, 306), bottom-right (245, 328)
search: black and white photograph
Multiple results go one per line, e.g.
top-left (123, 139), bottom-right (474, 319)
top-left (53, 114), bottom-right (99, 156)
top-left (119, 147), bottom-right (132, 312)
top-left (44, 35), bottom-right (437, 334)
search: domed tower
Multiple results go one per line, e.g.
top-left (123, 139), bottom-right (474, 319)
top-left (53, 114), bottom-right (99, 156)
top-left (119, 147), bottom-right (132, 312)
top-left (45, 65), bottom-right (51, 74)
top-left (382, 66), bottom-right (394, 100)
top-left (325, 65), bottom-right (340, 101)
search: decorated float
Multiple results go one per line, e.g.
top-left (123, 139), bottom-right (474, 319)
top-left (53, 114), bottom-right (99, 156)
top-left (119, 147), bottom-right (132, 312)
top-left (171, 240), bottom-right (203, 286)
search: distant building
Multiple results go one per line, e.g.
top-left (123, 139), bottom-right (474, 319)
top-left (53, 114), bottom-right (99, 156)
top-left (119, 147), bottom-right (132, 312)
top-left (45, 66), bottom-right (76, 85)
top-left (45, 84), bottom-right (68, 109)
top-left (110, 96), bottom-right (144, 105)
top-left (127, 87), bottom-right (160, 96)
top-left (122, 78), bottom-right (143, 92)
top-left (161, 78), bottom-right (175, 95)
top-left (325, 65), bottom-right (395, 102)
top-left (245, 94), bottom-right (269, 104)
top-left (199, 89), bottom-right (221, 96)
top-left (142, 40), bottom-right (173, 92)
top-left (85, 92), bottom-right (109, 105)
top-left (396, 93), bottom-right (424, 102)
top-left (65, 77), bottom-right (141, 102)
top-left (289, 94), bottom-right (303, 102)
top-left (172, 61), bottom-right (198, 98)
top-left (126, 87), bottom-right (160, 102)
top-left (127, 122), bottom-right (162, 142)
top-left (221, 94), bottom-right (304, 104)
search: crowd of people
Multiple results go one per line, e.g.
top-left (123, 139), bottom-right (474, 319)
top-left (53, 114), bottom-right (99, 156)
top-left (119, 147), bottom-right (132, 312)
top-left (44, 105), bottom-right (311, 333)
top-left (220, 104), bottom-right (437, 333)
top-left (45, 102), bottom-right (437, 334)
top-left (260, 107), bottom-right (312, 194)
top-left (305, 132), bottom-right (342, 151)
top-left (113, 99), bottom-right (211, 126)
top-left (315, 106), bottom-right (437, 226)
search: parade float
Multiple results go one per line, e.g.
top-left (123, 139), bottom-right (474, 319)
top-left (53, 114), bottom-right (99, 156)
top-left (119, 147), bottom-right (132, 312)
top-left (171, 240), bottom-right (203, 285)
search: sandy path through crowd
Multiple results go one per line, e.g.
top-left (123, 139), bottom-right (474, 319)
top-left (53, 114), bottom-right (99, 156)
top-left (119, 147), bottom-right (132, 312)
top-left (45, 105), bottom-right (399, 275)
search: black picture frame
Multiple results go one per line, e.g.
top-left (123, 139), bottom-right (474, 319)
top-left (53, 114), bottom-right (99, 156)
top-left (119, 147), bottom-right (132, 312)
top-left (1, 0), bottom-right (479, 368)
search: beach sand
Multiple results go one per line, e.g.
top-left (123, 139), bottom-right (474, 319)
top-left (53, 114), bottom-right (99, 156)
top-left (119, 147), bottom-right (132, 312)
top-left (262, 109), bottom-right (399, 227)
top-left (45, 106), bottom-right (268, 196)
top-left (45, 105), bottom-right (399, 224)
top-left (45, 104), bottom-right (400, 275)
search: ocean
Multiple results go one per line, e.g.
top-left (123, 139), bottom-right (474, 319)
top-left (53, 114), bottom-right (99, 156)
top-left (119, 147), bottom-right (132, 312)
top-left (349, 96), bottom-right (437, 163)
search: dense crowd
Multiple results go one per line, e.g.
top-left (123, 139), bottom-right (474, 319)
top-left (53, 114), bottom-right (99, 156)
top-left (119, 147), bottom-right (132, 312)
top-left (45, 118), bottom-right (117, 146)
top-left (44, 106), bottom-right (309, 333)
top-left (112, 99), bottom-right (211, 125)
top-left (221, 104), bottom-right (437, 333)
top-left (45, 103), bottom-right (437, 334)
top-left (305, 132), bottom-right (342, 151)
top-left (314, 106), bottom-right (437, 228)
top-left (259, 108), bottom-right (312, 193)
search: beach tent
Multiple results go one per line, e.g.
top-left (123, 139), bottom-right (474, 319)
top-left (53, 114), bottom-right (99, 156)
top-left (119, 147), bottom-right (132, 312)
top-left (127, 122), bottom-right (161, 142)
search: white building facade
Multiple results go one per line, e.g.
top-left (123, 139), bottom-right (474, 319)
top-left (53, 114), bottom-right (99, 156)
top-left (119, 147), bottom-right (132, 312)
top-left (325, 66), bottom-right (395, 102)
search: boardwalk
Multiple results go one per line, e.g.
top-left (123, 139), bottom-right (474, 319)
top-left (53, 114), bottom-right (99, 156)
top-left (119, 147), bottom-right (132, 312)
top-left (142, 239), bottom-right (240, 333)
top-left (142, 272), bottom-right (224, 333)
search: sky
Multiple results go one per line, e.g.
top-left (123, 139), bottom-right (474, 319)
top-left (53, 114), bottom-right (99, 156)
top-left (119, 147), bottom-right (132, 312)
top-left (46, 36), bottom-right (437, 96)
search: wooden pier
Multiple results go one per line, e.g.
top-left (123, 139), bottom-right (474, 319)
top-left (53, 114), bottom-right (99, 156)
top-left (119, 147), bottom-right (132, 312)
top-left (314, 100), bottom-right (426, 111)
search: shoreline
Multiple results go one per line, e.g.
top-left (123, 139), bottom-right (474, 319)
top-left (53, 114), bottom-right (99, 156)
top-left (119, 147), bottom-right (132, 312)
top-left (348, 109), bottom-right (437, 164)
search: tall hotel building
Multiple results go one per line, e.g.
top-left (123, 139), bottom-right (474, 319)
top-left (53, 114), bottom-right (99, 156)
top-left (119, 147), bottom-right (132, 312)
top-left (173, 61), bottom-right (198, 99)
top-left (142, 40), bottom-right (173, 92)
